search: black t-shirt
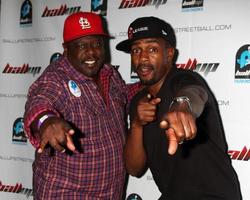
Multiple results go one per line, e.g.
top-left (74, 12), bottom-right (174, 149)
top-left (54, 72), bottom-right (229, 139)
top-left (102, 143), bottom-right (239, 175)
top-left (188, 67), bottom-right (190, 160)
top-left (129, 67), bottom-right (242, 200)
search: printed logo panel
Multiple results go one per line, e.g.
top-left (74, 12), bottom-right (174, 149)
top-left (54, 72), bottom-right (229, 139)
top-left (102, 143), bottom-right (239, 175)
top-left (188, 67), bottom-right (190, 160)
top-left (118, 0), bottom-right (167, 9)
top-left (50, 52), bottom-right (63, 64)
top-left (91, 0), bottom-right (108, 16)
top-left (182, 0), bottom-right (204, 12)
top-left (20, 0), bottom-right (32, 27)
top-left (41, 4), bottom-right (81, 17)
top-left (12, 117), bottom-right (27, 144)
top-left (235, 44), bottom-right (250, 82)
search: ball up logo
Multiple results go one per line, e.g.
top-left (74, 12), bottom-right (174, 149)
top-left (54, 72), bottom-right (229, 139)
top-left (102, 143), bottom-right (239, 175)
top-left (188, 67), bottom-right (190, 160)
top-left (119, 0), bottom-right (167, 9)
top-left (127, 193), bottom-right (143, 200)
top-left (12, 117), bottom-right (27, 143)
top-left (235, 44), bottom-right (250, 80)
top-left (20, 0), bottom-right (32, 27)
top-left (176, 58), bottom-right (219, 76)
top-left (2, 63), bottom-right (41, 76)
top-left (0, 181), bottom-right (33, 198)
top-left (228, 146), bottom-right (250, 161)
top-left (130, 58), bottom-right (219, 82)
top-left (91, 0), bottom-right (108, 16)
top-left (41, 4), bottom-right (81, 17)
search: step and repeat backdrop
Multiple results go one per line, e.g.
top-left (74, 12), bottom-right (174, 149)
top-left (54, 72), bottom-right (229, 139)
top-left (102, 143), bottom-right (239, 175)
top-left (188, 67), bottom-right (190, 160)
top-left (0, 0), bottom-right (249, 199)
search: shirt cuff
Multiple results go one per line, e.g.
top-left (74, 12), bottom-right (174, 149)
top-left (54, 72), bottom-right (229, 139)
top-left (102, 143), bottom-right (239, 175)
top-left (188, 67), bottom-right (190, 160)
top-left (24, 105), bottom-right (59, 149)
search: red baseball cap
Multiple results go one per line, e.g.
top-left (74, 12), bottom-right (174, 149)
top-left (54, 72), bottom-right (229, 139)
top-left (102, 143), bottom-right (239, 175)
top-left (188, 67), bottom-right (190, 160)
top-left (63, 12), bottom-right (109, 43)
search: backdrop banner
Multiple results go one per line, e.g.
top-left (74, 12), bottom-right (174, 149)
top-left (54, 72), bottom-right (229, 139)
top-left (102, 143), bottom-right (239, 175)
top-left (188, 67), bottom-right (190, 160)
top-left (0, 0), bottom-right (249, 199)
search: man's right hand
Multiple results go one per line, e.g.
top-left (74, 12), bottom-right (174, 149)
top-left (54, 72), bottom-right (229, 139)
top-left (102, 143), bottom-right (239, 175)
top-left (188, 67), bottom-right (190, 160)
top-left (133, 94), bottom-right (161, 126)
top-left (38, 117), bottom-right (75, 153)
top-left (159, 100), bottom-right (197, 155)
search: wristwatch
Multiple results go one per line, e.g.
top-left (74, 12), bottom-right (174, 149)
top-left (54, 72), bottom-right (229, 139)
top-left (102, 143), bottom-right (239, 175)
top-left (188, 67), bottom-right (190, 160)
top-left (169, 96), bottom-right (192, 111)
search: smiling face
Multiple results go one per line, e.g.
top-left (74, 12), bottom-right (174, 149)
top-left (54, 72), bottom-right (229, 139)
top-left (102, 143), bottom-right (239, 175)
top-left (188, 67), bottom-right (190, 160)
top-left (131, 37), bottom-right (174, 93)
top-left (64, 35), bottom-right (105, 78)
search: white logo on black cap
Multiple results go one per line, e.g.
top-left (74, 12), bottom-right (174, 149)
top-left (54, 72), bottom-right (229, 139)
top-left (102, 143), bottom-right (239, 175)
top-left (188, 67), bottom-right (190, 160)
top-left (79, 17), bottom-right (91, 29)
top-left (162, 30), bottom-right (167, 35)
top-left (133, 26), bottom-right (148, 34)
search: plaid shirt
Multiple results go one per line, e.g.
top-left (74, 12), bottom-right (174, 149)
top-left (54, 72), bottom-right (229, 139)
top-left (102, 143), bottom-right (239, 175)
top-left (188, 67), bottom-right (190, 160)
top-left (24, 57), bottom-right (139, 200)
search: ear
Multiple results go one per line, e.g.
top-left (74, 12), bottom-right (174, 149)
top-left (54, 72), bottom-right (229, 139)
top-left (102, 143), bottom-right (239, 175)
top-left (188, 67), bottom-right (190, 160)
top-left (167, 47), bottom-right (175, 61)
top-left (63, 44), bottom-right (68, 57)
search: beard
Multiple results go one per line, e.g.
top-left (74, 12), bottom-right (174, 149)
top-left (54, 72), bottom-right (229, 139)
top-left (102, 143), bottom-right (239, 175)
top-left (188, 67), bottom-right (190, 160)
top-left (139, 77), bottom-right (158, 86)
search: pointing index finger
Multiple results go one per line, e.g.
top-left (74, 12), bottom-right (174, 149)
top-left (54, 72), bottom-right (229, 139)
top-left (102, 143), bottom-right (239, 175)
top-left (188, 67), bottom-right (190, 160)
top-left (166, 128), bottom-right (178, 155)
top-left (37, 138), bottom-right (48, 153)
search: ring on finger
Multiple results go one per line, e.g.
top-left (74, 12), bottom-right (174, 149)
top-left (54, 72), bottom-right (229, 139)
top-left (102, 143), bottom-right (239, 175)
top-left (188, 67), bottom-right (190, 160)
top-left (60, 149), bottom-right (66, 153)
top-left (178, 140), bottom-right (184, 145)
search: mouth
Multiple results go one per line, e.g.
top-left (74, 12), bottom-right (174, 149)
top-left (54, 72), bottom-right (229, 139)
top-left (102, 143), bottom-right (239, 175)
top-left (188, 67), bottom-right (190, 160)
top-left (136, 65), bottom-right (153, 77)
top-left (84, 60), bottom-right (96, 66)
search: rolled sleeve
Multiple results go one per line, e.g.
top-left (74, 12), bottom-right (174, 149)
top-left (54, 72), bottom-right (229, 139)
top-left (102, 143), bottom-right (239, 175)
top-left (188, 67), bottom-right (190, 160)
top-left (24, 75), bottom-right (64, 148)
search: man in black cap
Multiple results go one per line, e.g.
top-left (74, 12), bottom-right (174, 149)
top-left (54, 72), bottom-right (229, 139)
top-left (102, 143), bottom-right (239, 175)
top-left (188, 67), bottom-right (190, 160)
top-left (116, 16), bottom-right (242, 200)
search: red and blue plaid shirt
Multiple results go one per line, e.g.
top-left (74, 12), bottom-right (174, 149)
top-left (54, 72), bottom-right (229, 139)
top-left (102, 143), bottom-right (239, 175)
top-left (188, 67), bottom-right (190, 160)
top-left (24, 57), bottom-right (139, 200)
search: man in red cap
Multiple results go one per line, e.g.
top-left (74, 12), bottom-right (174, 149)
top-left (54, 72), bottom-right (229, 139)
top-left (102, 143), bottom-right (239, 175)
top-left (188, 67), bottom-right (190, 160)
top-left (24, 12), bottom-right (139, 199)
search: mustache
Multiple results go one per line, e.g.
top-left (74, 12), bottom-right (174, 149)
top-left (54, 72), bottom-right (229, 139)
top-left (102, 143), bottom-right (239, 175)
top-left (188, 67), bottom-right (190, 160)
top-left (134, 64), bottom-right (154, 71)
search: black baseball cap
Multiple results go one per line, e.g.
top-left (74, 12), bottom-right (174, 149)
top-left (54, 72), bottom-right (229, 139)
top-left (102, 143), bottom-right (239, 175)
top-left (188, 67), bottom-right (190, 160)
top-left (116, 16), bottom-right (176, 53)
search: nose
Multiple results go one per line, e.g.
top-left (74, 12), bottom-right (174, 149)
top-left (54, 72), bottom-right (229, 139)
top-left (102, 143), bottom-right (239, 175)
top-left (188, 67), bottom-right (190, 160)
top-left (86, 45), bottom-right (95, 56)
top-left (139, 50), bottom-right (149, 63)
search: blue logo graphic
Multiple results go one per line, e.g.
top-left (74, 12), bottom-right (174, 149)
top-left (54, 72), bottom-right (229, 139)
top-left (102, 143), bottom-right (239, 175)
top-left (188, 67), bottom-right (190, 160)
top-left (12, 117), bottom-right (27, 143)
top-left (20, 0), bottom-right (32, 26)
top-left (91, 0), bottom-right (107, 16)
top-left (70, 81), bottom-right (77, 91)
top-left (21, 2), bottom-right (31, 18)
top-left (235, 44), bottom-right (250, 81)
top-left (92, 0), bottom-right (102, 10)
top-left (50, 52), bottom-right (62, 64)
top-left (126, 193), bottom-right (143, 200)
top-left (237, 47), bottom-right (250, 68)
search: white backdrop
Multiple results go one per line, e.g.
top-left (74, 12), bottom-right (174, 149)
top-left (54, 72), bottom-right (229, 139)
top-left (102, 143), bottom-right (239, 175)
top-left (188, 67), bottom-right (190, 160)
top-left (0, 0), bottom-right (249, 199)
